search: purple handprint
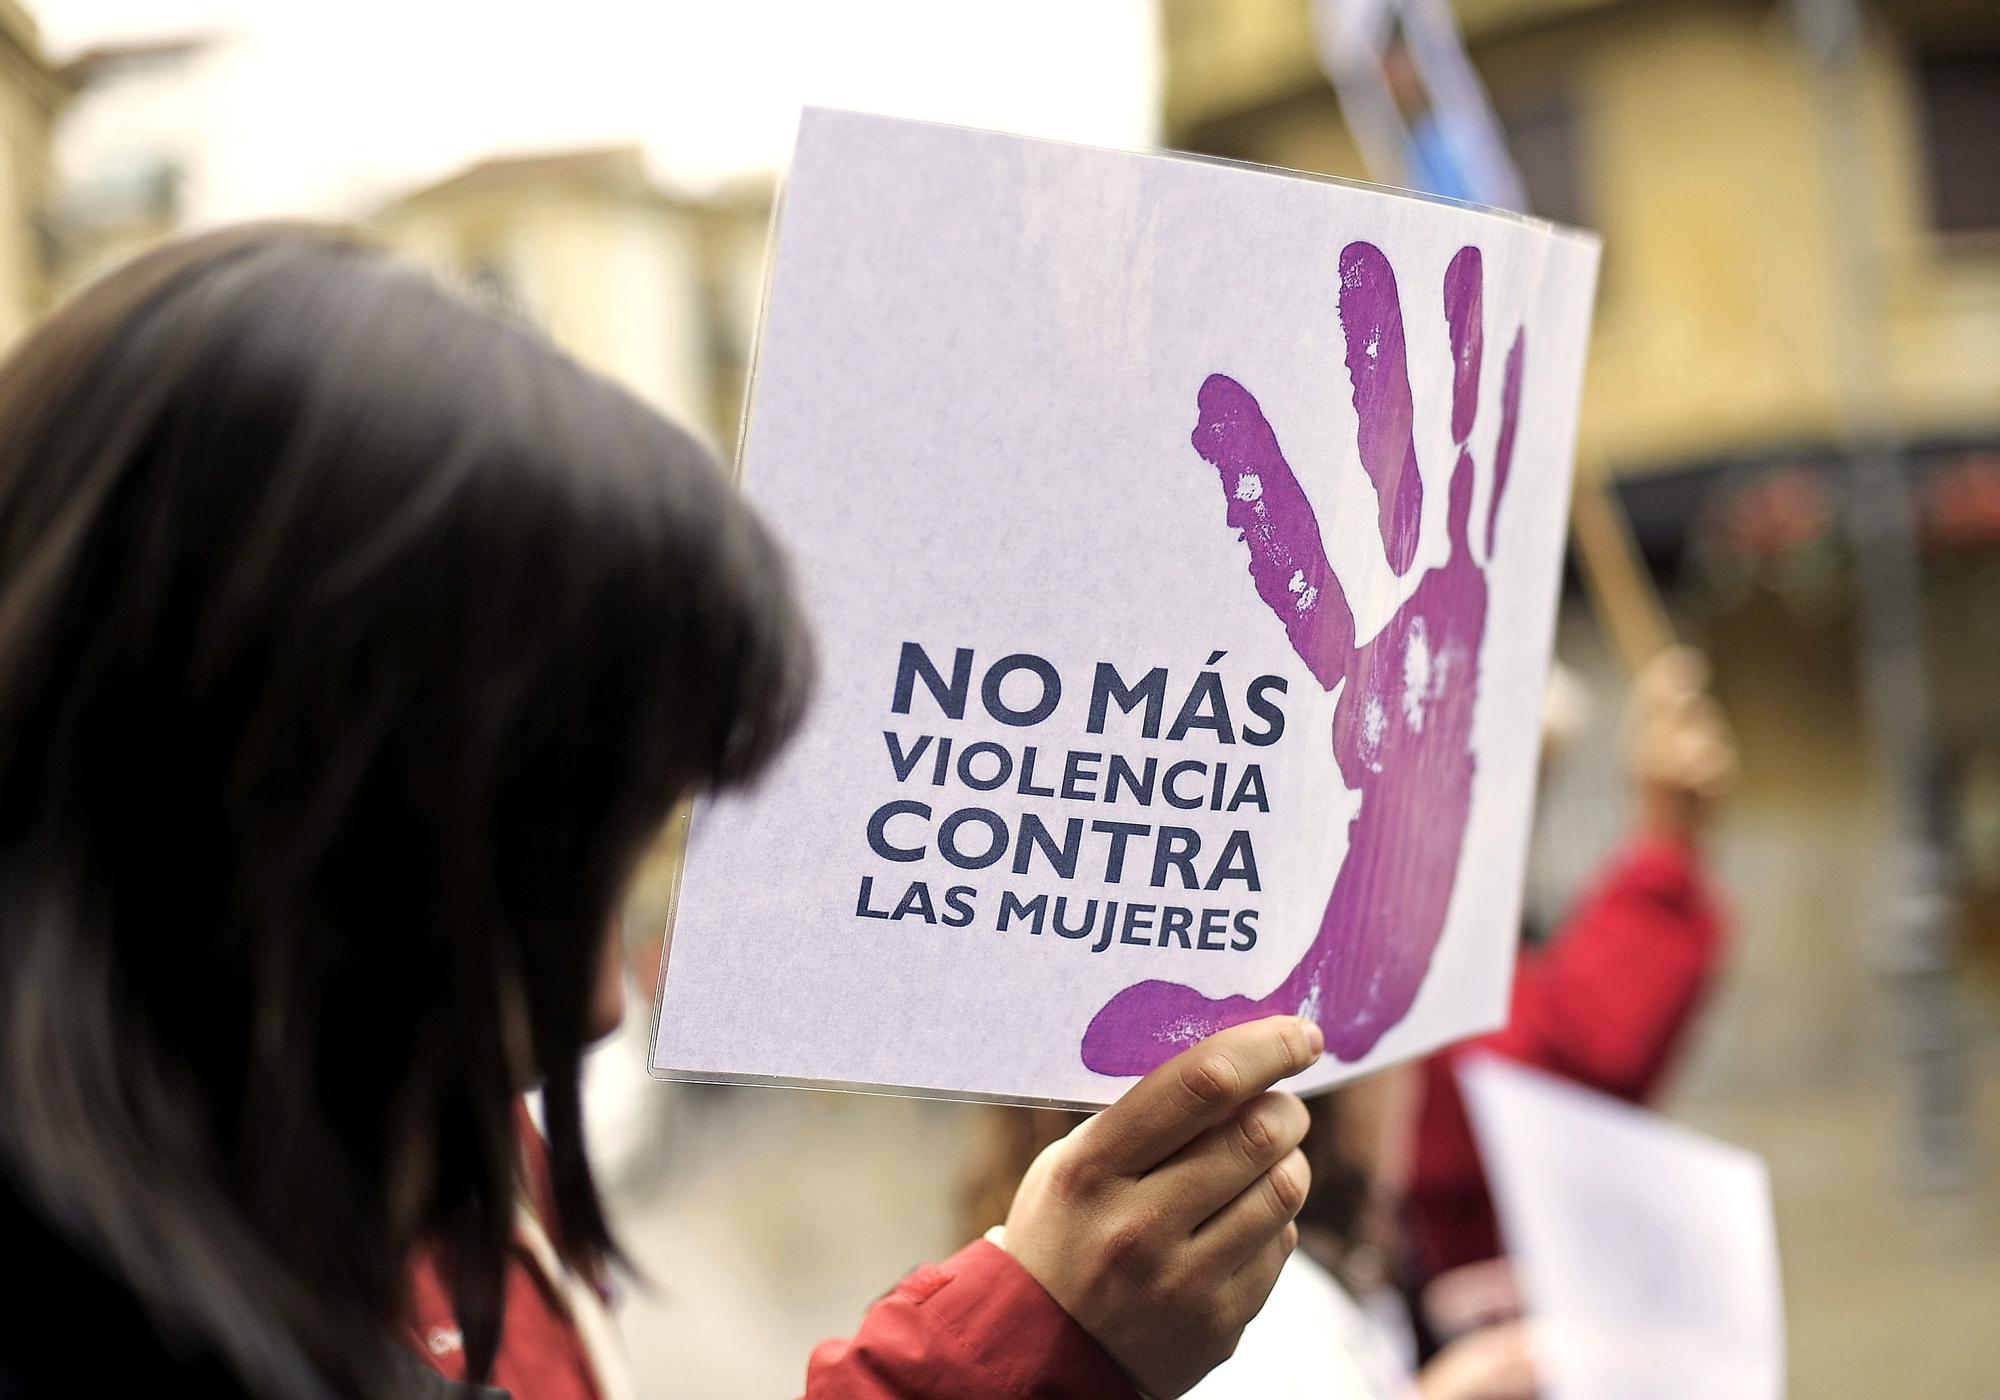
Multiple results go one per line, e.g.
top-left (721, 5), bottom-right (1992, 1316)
top-left (1081, 242), bottom-right (1527, 1074)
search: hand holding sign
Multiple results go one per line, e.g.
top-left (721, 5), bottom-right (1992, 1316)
top-left (1005, 1015), bottom-right (1322, 1399)
top-left (1084, 243), bottom-right (1527, 1073)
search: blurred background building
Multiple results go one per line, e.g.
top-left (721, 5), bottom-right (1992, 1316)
top-left (0, 0), bottom-right (61, 347)
top-left (376, 148), bottom-right (772, 446)
top-left (1164, 0), bottom-right (2000, 1081)
top-left (11, 0), bottom-right (1999, 1394)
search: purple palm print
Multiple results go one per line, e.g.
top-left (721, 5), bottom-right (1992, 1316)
top-left (1081, 241), bottom-right (1527, 1074)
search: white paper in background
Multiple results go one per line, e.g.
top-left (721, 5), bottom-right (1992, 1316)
top-left (653, 108), bottom-right (1600, 1106)
top-left (1459, 1056), bottom-right (1786, 1400)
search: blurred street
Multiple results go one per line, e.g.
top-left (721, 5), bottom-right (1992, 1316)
top-left (586, 1038), bottom-right (2000, 1399)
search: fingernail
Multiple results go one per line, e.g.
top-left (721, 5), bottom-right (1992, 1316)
top-left (1300, 1018), bottom-right (1324, 1057)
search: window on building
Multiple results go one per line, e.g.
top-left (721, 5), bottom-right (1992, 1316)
top-left (1915, 49), bottom-right (2000, 235)
top-left (462, 254), bottom-right (530, 321)
top-left (464, 257), bottom-right (511, 307)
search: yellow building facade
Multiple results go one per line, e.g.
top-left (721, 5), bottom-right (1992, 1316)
top-left (376, 150), bottom-right (776, 456)
top-left (0, 0), bottom-right (63, 349)
top-left (376, 148), bottom-right (723, 446)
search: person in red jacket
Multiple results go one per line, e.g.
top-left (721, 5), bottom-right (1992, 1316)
top-left (0, 226), bottom-right (1317, 1400)
top-left (407, 1096), bottom-right (1150, 1400)
top-left (402, 919), bottom-right (1321, 1400)
top-left (1405, 647), bottom-right (1738, 1308)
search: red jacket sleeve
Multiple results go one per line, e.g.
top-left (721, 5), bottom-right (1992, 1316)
top-left (1408, 836), bottom-right (1726, 1276)
top-left (1487, 834), bottom-right (1725, 1101)
top-left (801, 1240), bottom-right (1140, 1400)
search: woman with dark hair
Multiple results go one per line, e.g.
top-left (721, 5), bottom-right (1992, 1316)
top-left (0, 225), bottom-right (1321, 1399)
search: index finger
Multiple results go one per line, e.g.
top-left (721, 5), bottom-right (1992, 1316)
top-left (1077, 1016), bottom-right (1323, 1178)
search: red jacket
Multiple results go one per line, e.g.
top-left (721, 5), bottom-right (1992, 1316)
top-left (1406, 835), bottom-right (1727, 1279)
top-left (407, 1107), bottom-right (614, 1400)
top-left (804, 1240), bottom-right (1139, 1400)
top-left (409, 1114), bottom-right (1137, 1400)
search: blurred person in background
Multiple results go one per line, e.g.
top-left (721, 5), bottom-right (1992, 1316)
top-left (962, 1077), bottom-right (1537, 1400)
top-left (1378, 26), bottom-right (1479, 209)
top-left (0, 224), bottom-right (1327, 1400)
top-left (1405, 646), bottom-right (1738, 1343)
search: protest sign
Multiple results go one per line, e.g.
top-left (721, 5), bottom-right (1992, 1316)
top-left (1460, 1056), bottom-right (1786, 1400)
top-left (652, 109), bottom-right (1600, 1105)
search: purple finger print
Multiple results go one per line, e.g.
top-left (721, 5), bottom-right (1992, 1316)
top-left (1191, 374), bottom-right (1353, 691)
top-left (1081, 241), bottom-right (1528, 1076)
top-left (1487, 330), bottom-right (1526, 557)
top-left (1445, 247), bottom-right (1484, 445)
top-left (1338, 242), bottom-right (1424, 576)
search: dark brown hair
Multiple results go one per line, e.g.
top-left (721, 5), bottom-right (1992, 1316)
top-left (0, 225), bottom-right (810, 1395)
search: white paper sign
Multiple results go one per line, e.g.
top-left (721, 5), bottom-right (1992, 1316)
top-left (653, 109), bottom-right (1600, 1105)
top-left (1460, 1056), bottom-right (1786, 1400)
